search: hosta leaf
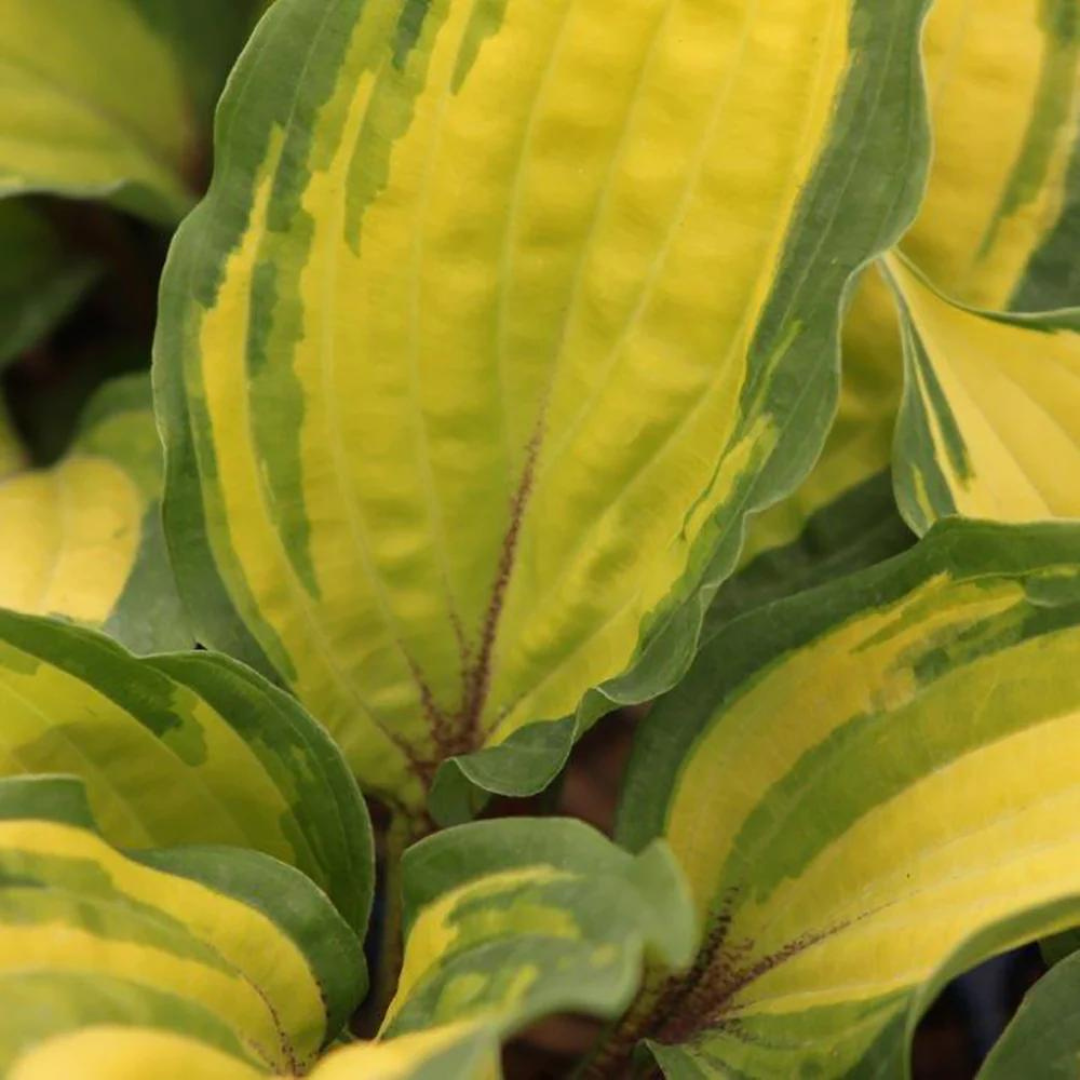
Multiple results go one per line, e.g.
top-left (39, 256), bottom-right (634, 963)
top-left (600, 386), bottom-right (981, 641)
top-left (156, 0), bottom-right (931, 818)
top-left (977, 946), bottom-right (1080, 1079)
top-left (311, 1026), bottom-right (499, 1080)
top-left (138, 2), bottom-right (275, 126)
top-left (0, 0), bottom-right (193, 221)
top-left (0, 775), bottom-right (365, 1074)
top-left (735, 271), bottom-right (906, 573)
top-left (706, 470), bottom-right (913, 635)
top-left (905, 0), bottom-right (1080, 311)
top-left (0, 0), bottom-right (270, 222)
top-left (888, 254), bottom-right (1080, 532)
top-left (0, 611), bottom-right (373, 933)
top-left (0, 375), bottom-right (191, 652)
top-left (606, 519), bottom-right (1080, 1078)
top-left (1, 976), bottom-right (266, 1078)
top-left (775, 0), bottom-right (1080, 555)
top-left (6, 1022), bottom-right (498, 1079)
top-left (709, 268), bottom-right (913, 632)
top-left (7, 1027), bottom-right (266, 1080)
top-left (0, 201), bottom-right (99, 369)
top-left (5, 822), bottom-right (692, 1079)
top-left (384, 818), bottom-right (695, 1042)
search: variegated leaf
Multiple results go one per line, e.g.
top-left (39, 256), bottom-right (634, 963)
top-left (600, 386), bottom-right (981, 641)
top-left (0, 374), bottom-right (191, 652)
top-left (906, 0), bottom-right (1080, 312)
top-left (0, 775), bottom-right (365, 1076)
top-left (601, 519), bottom-right (1080, 1078)
top-left (709, 267), bottom-right (913, 632)
top-left (383, 818), bottom-right (695, 1044)
top-left (3, 820), bottom-right (692, 1079)
top-left (737, 0), bottom-right (1080, 571)
top-left (0, 611), bottom-right (373, 933)
top-left (888, 254), bottom-right (1080, 532)
top-left (156, 0), bottom-right (931, 819)
top-left (311, 1026), bottom-right (498, 1080)
top-left (888, 0), bottom-right (1080, 530)
top-left (5, 1022), bottom-right (498, 1079)
top-left (2, 978), bottom-right (266, 1079)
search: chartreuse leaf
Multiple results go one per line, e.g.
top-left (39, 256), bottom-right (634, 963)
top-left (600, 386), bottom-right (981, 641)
top-left (905, 0), bottom-right (1080, 312)
top-left (0, 775), bottom-right (364, 1075)
top-left (155, 0), bottom-right (931, 819)
top-left (137, 2), bottom-right (277, 126)
top-left (0, 610), bottom-right (373, 934)
top-left (0, 0), bottom-right (269, 222)
top-left (0, 374), bottom-right (192, 652)
top-left (0, 0), bottom-right (197, 222)
top-left (605, 519), bottom-right (1080, 1078)
top-left (888, 254), bottom-right (1080, 532)
top-left (0, 201), bottom-right (99, 369)
top-left (977, 946), bottom-right (1080, 1079)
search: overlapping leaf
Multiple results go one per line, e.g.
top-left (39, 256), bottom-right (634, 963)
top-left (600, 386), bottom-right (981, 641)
top-left (3, 1021), bottom-right (498, 1079)
top-left (0, 0), bottom-right (194, 222)
top-left (0, 774), bottom-right (365, 1076)
top-left (888, 254), bottom-right (1080, 531)
top-left (725, 0), bottom-right (1080, 600)
top-left (156, 0), bottom-right (931, 818)
top-left (708, 267), bottom-right (914, 631)
top-left (602, 519), bottom-right (1080, 1077)
top-left (0, 0), bottom-right (265, 222)
top-left (1, 818), bottom-right (692, 1079)
top-left (977, 946), bottom-right (1080, 1079)
top-left (384, 818), bottom-right (695, 1046)
top-left (879, 0), bottom-right (1080, 534)
top-left (905, 0), bottom-right (1080, 313)
top-left (0, 610), bottom-right (373, 932)
top-left (0, 375), bottom-right (191, 652)
top-left (872, 0), bottom-right (1080, 529)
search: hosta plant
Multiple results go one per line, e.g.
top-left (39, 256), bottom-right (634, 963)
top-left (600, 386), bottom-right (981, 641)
top-left (0, 0), bottom-right (1078, 1076)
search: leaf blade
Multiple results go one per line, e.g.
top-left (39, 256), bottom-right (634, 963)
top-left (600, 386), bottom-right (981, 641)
top-left (888, 254), bottom-right (1080, 532)
top-left (0, 614), bottom-right (373, 934)
top-left (0, 775), bottom-right (362, 1074)
top-left (376, 818), bottom-right (695, 1075)
top-left (904, 0), bottom-right (1080, 311)
top-left (0, 0), bottom-right (198, 221)
top-left (612, 519), bottom-right (1080, 1077)
top-left (0, 375), bottom-right (188, 652)
top-left (978, 941), bottom-right (1080, 1080)
top-left (157, 0), bottom-right (932, 814)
